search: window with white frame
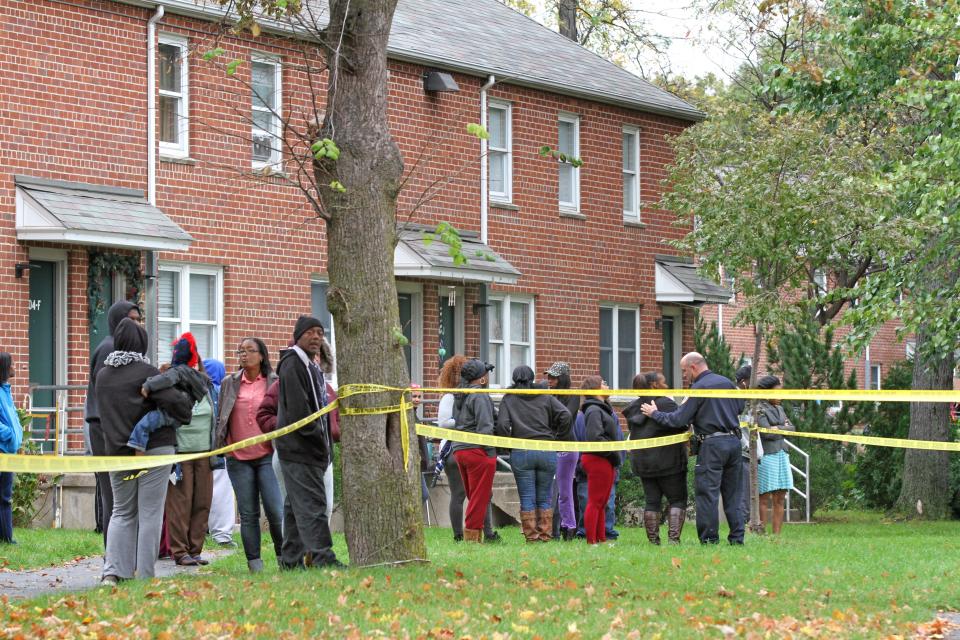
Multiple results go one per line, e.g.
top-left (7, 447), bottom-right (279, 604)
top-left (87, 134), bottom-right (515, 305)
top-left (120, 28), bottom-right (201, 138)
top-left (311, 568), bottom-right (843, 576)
top-left (599, 304), bottom-right (639, 390)
top-left (158, 35), bottom-right (189, 158)
top-left (558, 113), bottom-right (580, 212)
top-left (487, 100), bottom-right (512, 203)
top-left (622, 126), bottom-right (640, 220)
top-left (868, 364), bottom-right (881, 391)
top-left (251, 55), bottom-right (282, 168)
top-left (488, 295), bottom-right (535, 387)
top-left (157, 264), bottom-right (223, 363)
top-left (813, 268), bottom-right (829, 295)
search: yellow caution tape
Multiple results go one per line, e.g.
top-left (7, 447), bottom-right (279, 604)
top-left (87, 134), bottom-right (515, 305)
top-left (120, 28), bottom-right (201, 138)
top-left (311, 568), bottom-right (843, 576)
top-left (414, 386), bottom-right (960, 403)
top-left (414, 424), bottom-right (689, 452)
top-left (754, 427), bottom-right (960, 452)
top-left (0, 402), bottom-right (338, 474)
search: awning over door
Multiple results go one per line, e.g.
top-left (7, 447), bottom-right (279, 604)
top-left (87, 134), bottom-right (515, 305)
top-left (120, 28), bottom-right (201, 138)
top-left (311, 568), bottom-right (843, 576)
top-left (395, 225), bottom-right (520, 284)
top-left (655, 255), bottom-right (731, 305)
top-left (15, 175), bottom-right (193, 252)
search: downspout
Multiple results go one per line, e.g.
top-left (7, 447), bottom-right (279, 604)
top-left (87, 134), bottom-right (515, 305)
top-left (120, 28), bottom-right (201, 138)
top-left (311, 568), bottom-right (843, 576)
top-left (478, 75), bottom-right (495, 366)
top-left (479, 75), bottom-right (495, 244)
top-left (145, 5), bottom-right (164, 364)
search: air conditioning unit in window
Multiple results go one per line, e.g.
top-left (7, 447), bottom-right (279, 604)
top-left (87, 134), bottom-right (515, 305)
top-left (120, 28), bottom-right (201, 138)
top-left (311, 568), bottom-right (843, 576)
top-left (253, 131), bottom-right (275, 162)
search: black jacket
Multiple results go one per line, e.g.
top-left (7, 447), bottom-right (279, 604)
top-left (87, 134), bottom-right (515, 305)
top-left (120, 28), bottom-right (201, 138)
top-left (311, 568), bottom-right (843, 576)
top-left (581, 398), bottom-right (622, 467)
top-left (450, 385), bottom-right (496, 457)
top-left (274, 348), bottom-right (331, 467)
top-left (143, 364), bottom-right (209, 404)
top-left (84, 300), bottom-right (139, 439)
top-left (623, 395), bottom-right (687, 478)
top-left (95, 360), bottom-right (193, 456)
top-left (495, 393), bottom-right (572, 442)
top-left (650, 370), bottom-right (745, 436)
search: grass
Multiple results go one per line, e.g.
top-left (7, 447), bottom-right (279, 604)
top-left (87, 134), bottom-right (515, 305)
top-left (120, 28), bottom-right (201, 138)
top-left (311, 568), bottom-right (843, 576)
top-left (1, 512), bottom-right (958, 638)
top-left (0, 527), bottom-right (103, 571)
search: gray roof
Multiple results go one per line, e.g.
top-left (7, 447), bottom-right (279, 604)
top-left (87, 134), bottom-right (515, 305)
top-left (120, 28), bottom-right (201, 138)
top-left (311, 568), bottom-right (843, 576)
top-left (396, 224), bottom-right (520, 284)
top-left (140, 0), bottom-right (703, 121)
top-left (15, 175), bottom-right (193, 251)
top-left (655, 255), bottom-right (731, 304)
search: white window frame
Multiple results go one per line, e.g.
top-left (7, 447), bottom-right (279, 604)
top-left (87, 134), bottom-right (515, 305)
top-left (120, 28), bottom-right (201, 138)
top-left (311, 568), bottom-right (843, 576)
top-left (622, 125), bottom-right (640, 221)
top-left (396, 282), bottom-right (424, 386)
top-left (251, 53), bottom-right (282, 169)
top-left (310, 278), bottom-right (338, 388)
top-left (487, 100), bottom-right (513, 203)
top-left (487, 294), bottom-right (535, 389)
top-left (599, 303), bottom-right (640, 390)
top-left (557, 112), bottom-right (580, 213)
top-left (158, 34), bottom-right (189, 159)
top-left (158, 263), bottom-right (224, 362)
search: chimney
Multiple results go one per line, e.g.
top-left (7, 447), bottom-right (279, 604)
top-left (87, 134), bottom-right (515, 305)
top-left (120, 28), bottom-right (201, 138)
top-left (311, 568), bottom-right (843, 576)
top-left (558, 0), bottom-right (577, 42)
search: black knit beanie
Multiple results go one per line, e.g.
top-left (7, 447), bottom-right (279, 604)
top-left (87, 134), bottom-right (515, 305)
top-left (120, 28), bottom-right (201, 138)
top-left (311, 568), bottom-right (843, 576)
top-left (293, 315), bottom-right (325, 343)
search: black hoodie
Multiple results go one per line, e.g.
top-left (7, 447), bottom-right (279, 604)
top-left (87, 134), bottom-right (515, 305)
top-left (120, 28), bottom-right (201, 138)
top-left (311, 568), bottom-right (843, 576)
top-left (84, 300), bottom-right (139, 453)
top-left (495, 392), bottom-right (572, 442)
top-left (273, 347), bottom-right (331, 467)
top-left (622, 395), bottom-right (687, 478)
top-left (581, 398), bottom-right (622, 467)
top-left (95, 318), bottom-right (192, 455)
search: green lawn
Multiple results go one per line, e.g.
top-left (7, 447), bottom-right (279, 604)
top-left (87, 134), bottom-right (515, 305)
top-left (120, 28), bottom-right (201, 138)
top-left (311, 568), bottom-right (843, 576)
top-left (0, 527), bottom-right (102, 570)
top-left (2, 512), bottom-right (958, 638)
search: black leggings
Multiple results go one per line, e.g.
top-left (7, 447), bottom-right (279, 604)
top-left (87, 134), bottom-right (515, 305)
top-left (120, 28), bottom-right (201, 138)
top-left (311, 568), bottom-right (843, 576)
top-left (641, 471), bottom-right (688, 511)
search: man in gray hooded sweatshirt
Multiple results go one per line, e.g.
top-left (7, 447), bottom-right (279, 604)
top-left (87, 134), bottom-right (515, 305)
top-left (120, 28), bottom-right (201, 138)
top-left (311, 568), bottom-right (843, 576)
top-left (85, 300), bottom-right (141, 545)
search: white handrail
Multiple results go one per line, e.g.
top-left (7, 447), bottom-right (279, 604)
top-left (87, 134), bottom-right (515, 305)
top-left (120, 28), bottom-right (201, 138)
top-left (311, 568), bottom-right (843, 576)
top-left (783, 437), bottom-right (811, 523)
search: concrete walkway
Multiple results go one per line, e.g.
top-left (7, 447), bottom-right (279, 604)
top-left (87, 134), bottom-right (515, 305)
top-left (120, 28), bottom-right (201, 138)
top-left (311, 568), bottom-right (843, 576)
top-left (0, 549), bottom-right (234, 600)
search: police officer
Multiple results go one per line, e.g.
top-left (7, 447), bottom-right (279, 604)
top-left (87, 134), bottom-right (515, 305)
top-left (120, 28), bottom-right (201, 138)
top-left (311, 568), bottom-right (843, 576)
top-left (640, 352), bottom-right (745, 544)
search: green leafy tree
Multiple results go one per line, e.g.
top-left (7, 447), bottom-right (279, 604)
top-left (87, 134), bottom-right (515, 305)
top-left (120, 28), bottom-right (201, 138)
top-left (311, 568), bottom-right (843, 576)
top-left (693, 313), bottom-right (736, 380)
top-left (782, 0), bottom-right (960, 519)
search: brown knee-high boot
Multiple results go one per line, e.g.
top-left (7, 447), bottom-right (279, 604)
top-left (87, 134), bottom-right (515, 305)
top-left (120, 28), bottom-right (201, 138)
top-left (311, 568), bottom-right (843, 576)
top-left (667, 507), bottom-right (685, 544)
top-left (537, 509), bottom-right (554, 542)
top-left (520, 511), bottom-right (539, 542)
top-left (643, 510), bottom-right (661, 545)
top-left (463, 528), bottom-right (483, 543)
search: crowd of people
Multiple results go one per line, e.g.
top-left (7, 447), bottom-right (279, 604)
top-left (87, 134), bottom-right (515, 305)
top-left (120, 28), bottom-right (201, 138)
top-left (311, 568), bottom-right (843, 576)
top-left (0, 299), bottom-right (797, 575)
top-left (430, 353), bottom-right (796, 546)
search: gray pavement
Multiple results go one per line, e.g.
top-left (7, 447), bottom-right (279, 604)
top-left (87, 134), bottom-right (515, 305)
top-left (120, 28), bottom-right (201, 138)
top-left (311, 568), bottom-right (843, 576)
top-left (0, 549), bottom-right (233, 600)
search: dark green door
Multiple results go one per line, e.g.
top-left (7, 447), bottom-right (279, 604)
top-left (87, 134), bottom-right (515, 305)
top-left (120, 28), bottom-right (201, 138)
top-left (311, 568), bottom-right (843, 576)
top-left (661, 316), bottom-right (675, 388)
top-left (29, 261), bottom-right (58, 408)
top-left (439, 294), bottom-right (457, 369)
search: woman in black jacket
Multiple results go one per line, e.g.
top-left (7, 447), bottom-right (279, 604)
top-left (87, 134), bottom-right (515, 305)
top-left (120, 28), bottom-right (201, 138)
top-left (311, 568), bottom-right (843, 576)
top-left (579, 375), bottom-right (620, 544)
top-left (496, 365), bottom-right (571, 542)
top-left (95, 318), bottom-right (192, 584)
top-left (622, 372), bottom-right (689, 545)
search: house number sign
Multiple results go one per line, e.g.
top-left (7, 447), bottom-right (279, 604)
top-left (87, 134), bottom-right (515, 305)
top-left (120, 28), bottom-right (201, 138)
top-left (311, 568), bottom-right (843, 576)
top-left (29, 299), bottom-right (42, 311)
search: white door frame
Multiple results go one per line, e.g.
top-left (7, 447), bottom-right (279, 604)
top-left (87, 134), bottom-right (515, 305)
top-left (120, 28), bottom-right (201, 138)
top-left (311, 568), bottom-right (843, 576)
top-left (396, 282), bottom-right (424, 384)
top-left (27, 247), bottom-right (69, 401)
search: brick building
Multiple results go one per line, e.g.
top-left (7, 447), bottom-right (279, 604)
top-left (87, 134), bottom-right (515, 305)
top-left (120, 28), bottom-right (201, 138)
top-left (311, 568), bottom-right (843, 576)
top-left (1, 0), bottom-right (729, 451)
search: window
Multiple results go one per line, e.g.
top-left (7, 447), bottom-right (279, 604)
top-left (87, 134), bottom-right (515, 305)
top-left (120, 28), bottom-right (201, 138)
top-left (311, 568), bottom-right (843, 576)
top-left (251, 55), bottom-right (282, 168)
top-left (813, 269), bottom-right (828, 295)
top-left (599, 305), bottom-right (639, 389)
top-left (311, 280), bottom-right (338, 387)
top-left (487, 101), bottom-right (512, 203)
top-left (622, 126), bottom-right (640, 221)
top-left (558, 113), bottom-right (580, 212)
top-left (488, 295), bottom-right (535, 387)
top-left (158, 264), bottom-right (223, 363)
top-left (159, 35), bottom-right (189, 158)
top-left (868, 364), bottom-right (881, 391)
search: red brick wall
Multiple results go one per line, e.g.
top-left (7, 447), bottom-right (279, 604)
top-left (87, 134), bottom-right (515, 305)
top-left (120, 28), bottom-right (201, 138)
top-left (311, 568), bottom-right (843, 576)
top-left (1, 0), bottom-right (698, 452)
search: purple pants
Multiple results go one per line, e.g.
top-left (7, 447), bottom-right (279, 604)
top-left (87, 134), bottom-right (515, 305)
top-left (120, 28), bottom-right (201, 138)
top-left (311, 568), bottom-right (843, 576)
top-left (555, 451), bottom-right (579, 529)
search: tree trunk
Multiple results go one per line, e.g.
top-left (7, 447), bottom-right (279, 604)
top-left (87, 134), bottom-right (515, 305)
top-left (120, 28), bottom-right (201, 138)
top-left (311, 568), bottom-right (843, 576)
top-left (894, 327), bottom-right (955, 519)
top-left (558, 0), bottom-right (578, 41)
top-left (321, 0), bottom-right (425, 565)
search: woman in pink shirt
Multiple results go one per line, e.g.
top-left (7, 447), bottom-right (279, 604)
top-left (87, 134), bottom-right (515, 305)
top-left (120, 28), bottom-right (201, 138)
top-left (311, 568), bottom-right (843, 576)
top-left (214, 337), bottom-right (281, 573)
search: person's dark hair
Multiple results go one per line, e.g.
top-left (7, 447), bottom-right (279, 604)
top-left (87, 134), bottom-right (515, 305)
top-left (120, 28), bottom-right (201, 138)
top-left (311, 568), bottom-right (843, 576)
top-left (580, 374), bottom-right (603, 391)
top-left (632, 372), bottom-right (660, 390)
top-left (736, 365), bottom-right (753, 384)
top-left (509, 365), bottom-right (536, 389)
top-left (552, 372), bottom-right (571, 389)
top-left (240, 337), bottom-right (273, 377)
top-left (0, 352), bottom-right (12, 385)
top-left (756, 375), bottom-right (781, 390)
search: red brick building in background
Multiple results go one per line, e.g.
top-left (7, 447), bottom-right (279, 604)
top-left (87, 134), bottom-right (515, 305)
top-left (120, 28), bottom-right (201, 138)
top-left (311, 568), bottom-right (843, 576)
top-left (1, 0), bottom-right (734, 452)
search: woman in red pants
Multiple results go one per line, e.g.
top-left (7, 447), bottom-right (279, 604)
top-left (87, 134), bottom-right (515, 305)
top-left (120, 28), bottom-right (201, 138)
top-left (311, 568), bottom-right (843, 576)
top-left (451, 358), bottom-right (497, 543)
top-left (579, 375), bottom-right (620, 544)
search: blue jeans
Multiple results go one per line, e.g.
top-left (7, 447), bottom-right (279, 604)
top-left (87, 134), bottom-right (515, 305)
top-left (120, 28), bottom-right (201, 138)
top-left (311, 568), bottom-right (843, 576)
top-left (0, 472), bottom-right (14, 543)
top-left (226, 454), bottom-right (284, 562)
top-left (510, 449), bottom-right (557, 511)
top-left (127, 409), bottom-right (171, 452)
